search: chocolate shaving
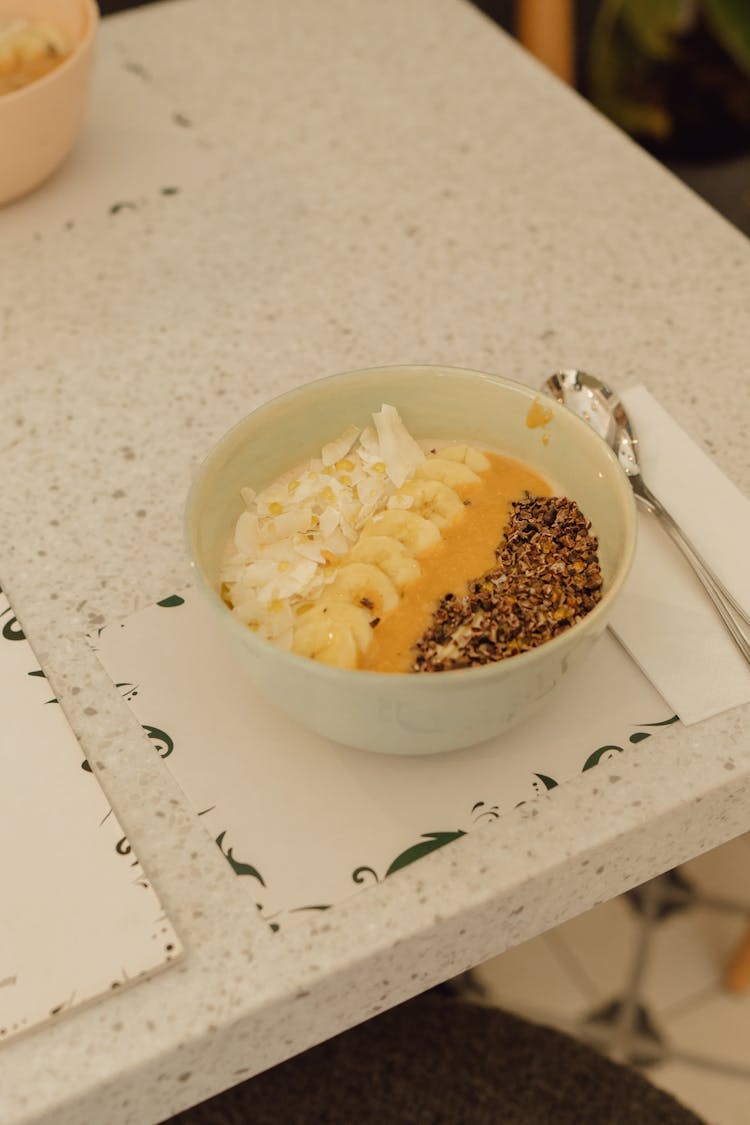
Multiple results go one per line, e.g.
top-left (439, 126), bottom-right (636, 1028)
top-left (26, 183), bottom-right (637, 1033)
top-left (412, 496), bottom-right (602, 672)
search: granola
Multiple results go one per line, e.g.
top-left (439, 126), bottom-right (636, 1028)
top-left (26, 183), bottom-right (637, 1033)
top-left (412, 495), bottom-right (602, 672)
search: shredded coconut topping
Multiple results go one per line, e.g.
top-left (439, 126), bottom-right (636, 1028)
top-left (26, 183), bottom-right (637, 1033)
top-left (221, 405), bottom-right (426, 646)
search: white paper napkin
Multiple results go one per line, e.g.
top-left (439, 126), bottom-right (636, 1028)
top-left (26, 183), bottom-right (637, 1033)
top-left (608, 386), bottom-right (750, 725)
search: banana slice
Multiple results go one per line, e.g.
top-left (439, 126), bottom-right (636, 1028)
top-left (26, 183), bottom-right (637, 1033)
top-left (324, 562), bottom-right (399, 615)
top-left (296, 602), bottom-right (374, 652)
top-left (347, 535), bottom-right (421, 589)
top-left (439, 444), bottom-right (491, 473)
top-left (292, 616), bottom-right (358, 668)
top-left (397, 479), bottom-right (465, 530)
top-left (416, 458), bottom-right (481, 486)
top-left (361, 509), bottom-right (441, 556)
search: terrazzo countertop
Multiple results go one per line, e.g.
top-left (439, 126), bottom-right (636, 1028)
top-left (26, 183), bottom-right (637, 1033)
top-left (1, 0), bottom-right (749, 1121)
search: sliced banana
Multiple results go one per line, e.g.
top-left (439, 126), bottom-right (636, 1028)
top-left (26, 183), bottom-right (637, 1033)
top-left (397, 479), bottom-right (465, 530)
top-left (323, 562), bottom-right (399, 615)
top-left (347, 535), bottom-right (421, 589)
top-left (295, 602), bottom-right (374, 652)
top-left (292, 616), bottom-right (358, 669)
top-left (439, 444), bottom-right (491, 473)
top-left (361, 509), bottom-right (441, 556)
top-left (416, 458), bottom-right (481, 486)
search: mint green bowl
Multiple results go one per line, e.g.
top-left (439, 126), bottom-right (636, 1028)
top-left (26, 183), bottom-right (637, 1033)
top-left (186, 365), bottom-right (637, 755)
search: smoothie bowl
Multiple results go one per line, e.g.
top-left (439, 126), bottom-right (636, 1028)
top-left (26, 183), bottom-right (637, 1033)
top-left (186, 365), bottom-right (637, 755)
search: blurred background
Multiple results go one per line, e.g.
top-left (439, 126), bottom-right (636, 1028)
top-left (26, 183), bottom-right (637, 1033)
top-left (98, 0), bottom-right (750, 237)
top-left (476, 0), bottom-right (750, 235)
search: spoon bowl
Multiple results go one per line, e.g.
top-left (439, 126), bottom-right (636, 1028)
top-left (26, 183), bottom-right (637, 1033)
top-left (543, 369), bottom-right (750, 663)
top-left (543, 369), bottom-right (640, 479)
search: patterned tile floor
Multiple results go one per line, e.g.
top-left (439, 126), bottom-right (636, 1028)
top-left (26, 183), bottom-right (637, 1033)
top-left (465, 833), bottom-right (750, 1124)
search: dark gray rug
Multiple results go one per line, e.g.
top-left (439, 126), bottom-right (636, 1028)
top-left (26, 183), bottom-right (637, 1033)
top-left (167, 994), bottom-right (704, 1124)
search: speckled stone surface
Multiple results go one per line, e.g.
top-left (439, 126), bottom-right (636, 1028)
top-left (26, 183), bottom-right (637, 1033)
top-left (1, 1), bottom-right (749, 1122)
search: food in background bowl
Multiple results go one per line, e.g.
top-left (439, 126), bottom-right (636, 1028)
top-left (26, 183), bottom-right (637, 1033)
top-left (221, 406), bottom-right (603, 675)
top-left (0, 0), bottom-right (98, 205)
top-left (0, 16), bottom-right (72, 94)
top-left (186, 365), bottom-right (636, 755)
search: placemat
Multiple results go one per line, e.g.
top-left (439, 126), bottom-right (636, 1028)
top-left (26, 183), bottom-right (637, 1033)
top-left (1, 587), bottom-right (183, 1044)
top-left (93, 590), bottom-right (676, 931)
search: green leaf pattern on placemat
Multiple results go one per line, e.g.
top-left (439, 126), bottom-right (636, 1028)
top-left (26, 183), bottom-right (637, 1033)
top-left (156, 594), bottom-right (186, 608)
top-left (352, 830), bottom-right (467, 885)
top-left (90, 586), bottom-right (683, 931)
top-left (81, 721), bottom-right (175, 772)
top-left (215, 830), bottom-right (265, 884)
top-left (345, 716), bottom-right (678, 893)
top-left (351, 802), bottom-right (501, 884)
top-left (0, 595), bottom-right (24, 641)
top-left (213, 829), bottom-right (285, 932)
top-left (27, 668), bottom-right (58, 704)
top-left (121, 707), bottom-right (679, 927)
top-left (583, 714), bottom-right (678, 770)
top-left (111, 830), bottom-right (150, 889)
top-left (534, 773), bottom-right (559, 791)
top-left (142, 724), bottom-right (174, 759)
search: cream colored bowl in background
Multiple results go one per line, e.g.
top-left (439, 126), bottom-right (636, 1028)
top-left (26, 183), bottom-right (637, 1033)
top-left (0, 0), bottom-right (98, 205)
top-left (186, 365), bottom-right (637, 755)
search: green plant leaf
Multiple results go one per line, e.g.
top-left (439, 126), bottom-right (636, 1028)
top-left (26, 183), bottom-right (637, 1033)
top-left (702, 0), bottom-right (750, 76)
top-left (621, 0), bottom-right (696, 58)
top-left (157, 594), bottom-right (185, 608)
top-left (589, 0), bottom-right (677, 139)
top-left (385, 831), bottom-right (466, 877)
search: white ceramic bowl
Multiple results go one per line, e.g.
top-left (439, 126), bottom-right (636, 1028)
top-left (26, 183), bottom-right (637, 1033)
top-left (0, 0), bottom-right (98, 205)
top-left (186, 365), bottom-right (637, 755)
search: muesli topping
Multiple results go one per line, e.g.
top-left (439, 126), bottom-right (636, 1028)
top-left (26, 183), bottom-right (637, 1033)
top-left (412, 496), bottom-right (602, 672)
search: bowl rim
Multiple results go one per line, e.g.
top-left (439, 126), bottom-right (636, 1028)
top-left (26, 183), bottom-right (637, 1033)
top-left (0, 0), bottom-right (99, 104)
top-left (186, 363), bottom-right (638, 685)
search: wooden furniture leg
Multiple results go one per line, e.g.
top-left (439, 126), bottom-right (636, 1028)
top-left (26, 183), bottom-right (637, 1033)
top-left (517, 0), bottom-right (575, 85)
top-left (725, 924), bottom-right (750, 992)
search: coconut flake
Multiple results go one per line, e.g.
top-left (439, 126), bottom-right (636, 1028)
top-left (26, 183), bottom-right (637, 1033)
top-left (224, 404), bottom-right (428, 642)
top-left (292, 535), bottom-right (326, 564)
top-left (357, 425), bottom-right (381, 463)
top-left (372, 404), bottom-right (425, 487)
top-left (234, 511), bottom-right (260, 555)
top-left (319, 505), bottom-right (340, 538)
top-left (260, 508), bottom-right (313, 543)
top-left (234, 559), bottom-right (279, 590)
top-left (321, 424), bottom-right (360, 467)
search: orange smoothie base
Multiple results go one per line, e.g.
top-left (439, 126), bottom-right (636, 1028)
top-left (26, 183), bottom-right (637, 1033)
top-left (360, 452), bottom-right (553, 673)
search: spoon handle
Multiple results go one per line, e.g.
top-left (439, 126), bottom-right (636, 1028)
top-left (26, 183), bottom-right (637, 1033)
top-left (632, 478), bottom-right (750, 664)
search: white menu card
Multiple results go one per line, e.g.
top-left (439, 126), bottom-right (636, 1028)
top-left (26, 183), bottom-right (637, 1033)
top-left (0, 587), bottom-right (182, 1044)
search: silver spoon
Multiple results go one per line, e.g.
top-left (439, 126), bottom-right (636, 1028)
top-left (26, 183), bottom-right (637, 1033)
top-left (543, 368), bottom-right (750, 664)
